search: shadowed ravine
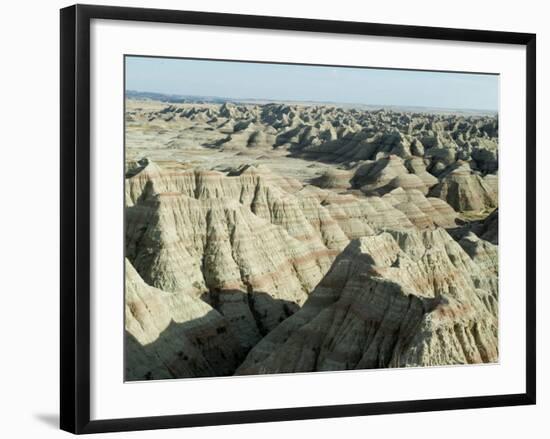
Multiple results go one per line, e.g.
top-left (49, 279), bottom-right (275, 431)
top-left (124, 100), bottom-right (499, 381)
top-left (125, 290), bottom-right (299, 380)
top-left (126, 220), bottom-right (498, 380)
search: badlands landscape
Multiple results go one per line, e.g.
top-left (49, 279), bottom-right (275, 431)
top-left (124, 97), bottom-right (499, 381)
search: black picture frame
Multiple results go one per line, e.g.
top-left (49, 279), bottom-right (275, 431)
top-left (60, 4), bottom-right (536, 434)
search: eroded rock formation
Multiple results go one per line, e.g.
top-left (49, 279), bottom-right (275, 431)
top-left (236, 228), bottom-right (498, 374)
top-left (124, 99), bottom-right (499, 380)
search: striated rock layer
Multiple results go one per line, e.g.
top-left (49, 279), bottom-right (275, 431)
top-left (125, 258), bottom-right (245, 380)
top-left (236, 227), bottom-right (498, 374)
top-left (429, 162), bottom-right (497, 213)
top-left (124, 98), bottom-right (500, 379)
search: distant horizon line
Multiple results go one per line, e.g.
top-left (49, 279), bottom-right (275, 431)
top-left (125, 89), bottom-right (499, 114)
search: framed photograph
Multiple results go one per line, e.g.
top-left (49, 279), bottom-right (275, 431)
top-left (60, 4), bottom-right (536, 434)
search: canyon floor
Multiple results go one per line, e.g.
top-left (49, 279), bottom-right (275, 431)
top-left (124, 99), bottom-right (499, 381)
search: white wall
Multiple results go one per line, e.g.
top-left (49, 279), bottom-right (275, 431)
top-left (0, 0), bottom-right (546, 437)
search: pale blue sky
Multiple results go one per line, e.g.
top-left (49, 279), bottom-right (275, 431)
top-left (125, 56), bottom-right (499, 111)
